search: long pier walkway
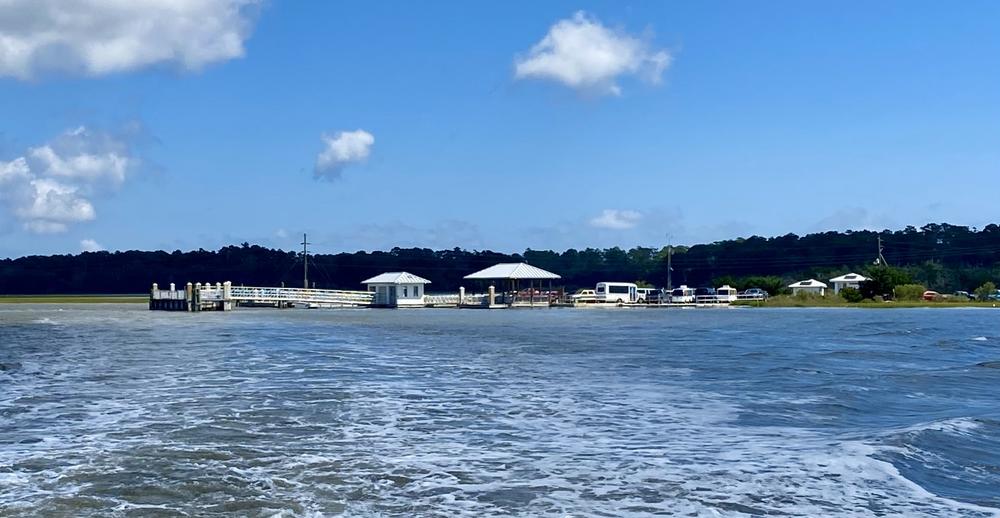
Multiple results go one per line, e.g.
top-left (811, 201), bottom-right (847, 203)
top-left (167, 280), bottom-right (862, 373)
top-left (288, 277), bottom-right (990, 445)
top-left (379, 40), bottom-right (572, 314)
top-left (149, 282), bottom-right (374, 311)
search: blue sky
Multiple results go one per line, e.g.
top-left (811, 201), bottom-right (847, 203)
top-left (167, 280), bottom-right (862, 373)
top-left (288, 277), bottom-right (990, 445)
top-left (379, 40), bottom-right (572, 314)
top-left (1, 1), bottom-right (999, 258)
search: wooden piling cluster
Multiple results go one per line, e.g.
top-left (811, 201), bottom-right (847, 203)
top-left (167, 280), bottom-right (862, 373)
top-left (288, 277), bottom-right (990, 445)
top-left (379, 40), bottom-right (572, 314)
top-left (149, 282), bottom-right (233, 312)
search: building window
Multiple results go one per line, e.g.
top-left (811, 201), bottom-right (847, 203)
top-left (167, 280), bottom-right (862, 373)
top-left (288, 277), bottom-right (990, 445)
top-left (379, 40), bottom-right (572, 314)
top-left (403, 286), bottom-right (408, 297)
top-left (414, 286), bottom-right (420, 297)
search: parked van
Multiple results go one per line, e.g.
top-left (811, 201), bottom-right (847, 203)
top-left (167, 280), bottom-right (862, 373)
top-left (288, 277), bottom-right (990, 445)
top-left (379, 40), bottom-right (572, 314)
top-left (669, 285), bottom-right (696, 303)
top-left (596, 282), bottom-right (638, 304)
top-left (635, 287), bottom-right (659, 303)
top-left (715, 285), bottom-right (738, 303)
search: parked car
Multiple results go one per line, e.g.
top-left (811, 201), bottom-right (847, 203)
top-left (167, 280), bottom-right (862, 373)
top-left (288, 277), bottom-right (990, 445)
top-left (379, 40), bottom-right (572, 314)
top-left (954, 291), bottom-right (975, 300)
top-left (922, 290), bottom-right (942, 301)
top-left (570, 289), bottom-right (597, 303)
top-left (695, 287), bottom-right (717, 303)
top-left (741, 288), bottom-right (769, 300)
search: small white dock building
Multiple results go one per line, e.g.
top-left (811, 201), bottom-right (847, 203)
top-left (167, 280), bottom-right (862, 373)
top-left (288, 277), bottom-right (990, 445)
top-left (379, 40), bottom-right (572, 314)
top-left (829, 273), bottom-right (869, 294)
top-left (363, 272), bottom-right (431, 307)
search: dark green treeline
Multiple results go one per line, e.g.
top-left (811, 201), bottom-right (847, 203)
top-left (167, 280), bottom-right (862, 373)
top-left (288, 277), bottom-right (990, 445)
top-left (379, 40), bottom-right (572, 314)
top-left (2, 223), bottom-right (999, 295)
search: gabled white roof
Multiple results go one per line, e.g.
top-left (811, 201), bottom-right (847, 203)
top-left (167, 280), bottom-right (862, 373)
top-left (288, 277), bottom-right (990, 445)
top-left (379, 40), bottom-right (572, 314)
top-left (829, 273), bottom-right (870, 283)
top-left (464, 262), bottom-right (561, 280)
top-left (788, 279), bottom-right (827, 288)
top-left (362, 272), bottom-right (431, 285)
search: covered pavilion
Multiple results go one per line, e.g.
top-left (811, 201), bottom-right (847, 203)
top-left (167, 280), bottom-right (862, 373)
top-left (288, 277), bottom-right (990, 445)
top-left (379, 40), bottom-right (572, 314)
top-left (463, 263), bottom-right (562, 307)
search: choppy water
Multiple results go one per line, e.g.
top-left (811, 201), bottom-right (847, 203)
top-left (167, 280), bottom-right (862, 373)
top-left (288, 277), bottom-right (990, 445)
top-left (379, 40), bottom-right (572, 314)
top-left (1, 305), bottom-right (999, 517)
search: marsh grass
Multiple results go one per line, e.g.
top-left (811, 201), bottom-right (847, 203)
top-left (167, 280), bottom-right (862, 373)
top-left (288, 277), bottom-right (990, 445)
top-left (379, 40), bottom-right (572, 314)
top-left (0, 295), bottom-right (146, 304)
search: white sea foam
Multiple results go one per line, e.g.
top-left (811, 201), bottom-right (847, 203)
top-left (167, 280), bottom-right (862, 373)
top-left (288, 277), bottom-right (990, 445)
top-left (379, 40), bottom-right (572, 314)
top-left (891, 416), bottom-right (984, 437)
top-left (2, 306), bottom-right (999, 517)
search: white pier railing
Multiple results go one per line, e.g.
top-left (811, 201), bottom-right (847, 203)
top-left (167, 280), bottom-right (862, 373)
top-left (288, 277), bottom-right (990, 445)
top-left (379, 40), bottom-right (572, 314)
top-left (424, 293), bottom-right (489, 306)
top-left (226, 286), bottom-right (374, 306)
top-left (150, 282), bottom-right (375, 311)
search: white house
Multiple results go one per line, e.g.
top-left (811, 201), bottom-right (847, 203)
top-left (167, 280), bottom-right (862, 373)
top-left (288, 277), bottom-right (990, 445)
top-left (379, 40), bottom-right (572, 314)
top-left (362, 272), bottom-right (431, 307)
top-left (829, 273), bottom-right (870, 294)
top-left (788, 279), bottom-right (827, 296)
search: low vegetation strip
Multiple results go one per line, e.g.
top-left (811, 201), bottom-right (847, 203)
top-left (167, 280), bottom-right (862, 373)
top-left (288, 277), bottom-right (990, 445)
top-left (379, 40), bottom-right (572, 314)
top-left (734, 295), bottom-right (1000, 308)
top-left (0, 295), bottom-right (147, 304)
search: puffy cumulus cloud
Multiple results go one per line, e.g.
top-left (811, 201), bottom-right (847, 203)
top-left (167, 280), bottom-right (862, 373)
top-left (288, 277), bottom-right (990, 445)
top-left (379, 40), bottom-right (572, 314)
top-left (14, 179), bottom-right (96, 233)
top-left (27, 127), bottom-right (131, 185)
top-left (0, 127), bottom-right (133, 233)
top-left (315, 129), bottom-right (375, 180)
top-left (514, 11), bottom-right (671, 96)
top-left (0, 0), bottom-right (261, 80)
top-left (80, 238), bottom-right (104, 252)
top-left (590, 209), bottom-right (643, 230)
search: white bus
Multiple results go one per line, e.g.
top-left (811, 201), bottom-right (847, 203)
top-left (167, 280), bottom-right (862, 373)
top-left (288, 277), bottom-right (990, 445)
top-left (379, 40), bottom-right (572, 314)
top-left (596, 282), bottom-right (638, 304)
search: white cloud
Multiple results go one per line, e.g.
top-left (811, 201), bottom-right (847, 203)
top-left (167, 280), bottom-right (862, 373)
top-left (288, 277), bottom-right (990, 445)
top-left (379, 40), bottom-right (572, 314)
top-left (590, 209), bottom-right (643, 230)
top-left (14, 178), bottom-right (96, 232)
top-left (315, 129), bottom-right (375, 180)
top-left (0, 0), bottom-right (260, 80)
top-left (80, 238), bottom-right (104, 252)
top-left (0, 157), bottom-right (31, 181)
top-left (29, 145), bottom-right (129, 185)
top-left (514, 11), bottom-right (671, 96)
top-left (0, 127), bottom-right (132, 233)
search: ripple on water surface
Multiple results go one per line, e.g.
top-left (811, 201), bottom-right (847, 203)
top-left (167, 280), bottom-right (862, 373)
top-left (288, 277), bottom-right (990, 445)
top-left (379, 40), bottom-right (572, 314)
top-left (1, 305), bottom-right (999, 516)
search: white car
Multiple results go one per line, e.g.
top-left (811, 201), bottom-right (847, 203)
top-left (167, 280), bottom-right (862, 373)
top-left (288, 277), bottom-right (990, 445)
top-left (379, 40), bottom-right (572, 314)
top-left (571, 289), bottom-right (597, 303)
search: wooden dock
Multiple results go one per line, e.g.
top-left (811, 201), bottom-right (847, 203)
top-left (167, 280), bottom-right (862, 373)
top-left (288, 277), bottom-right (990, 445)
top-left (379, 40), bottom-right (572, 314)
top-left (149, 282), bottom-right (375, 311)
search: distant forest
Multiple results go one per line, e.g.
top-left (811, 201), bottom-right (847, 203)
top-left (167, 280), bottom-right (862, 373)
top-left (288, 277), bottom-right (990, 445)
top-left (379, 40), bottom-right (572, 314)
top-left (3, 223), bottom-right (1000, 295)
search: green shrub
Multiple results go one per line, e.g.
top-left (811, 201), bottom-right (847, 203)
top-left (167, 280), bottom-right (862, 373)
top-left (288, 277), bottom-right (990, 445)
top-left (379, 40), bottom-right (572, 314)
top-left (975, 281), bottom-right (997, 301)
top-left (840, 287), bottom-right (864, 303)
top-left (894, 284), bottom-right (927, 301)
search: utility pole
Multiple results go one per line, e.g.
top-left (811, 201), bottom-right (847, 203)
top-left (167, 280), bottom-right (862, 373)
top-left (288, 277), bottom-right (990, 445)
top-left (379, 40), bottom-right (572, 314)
top-left (301, 233), bottom-right (311, 289)
top-left (875, 235), bottom-right (888, 266)
top-left (666, 234), bottom-right (674, 290)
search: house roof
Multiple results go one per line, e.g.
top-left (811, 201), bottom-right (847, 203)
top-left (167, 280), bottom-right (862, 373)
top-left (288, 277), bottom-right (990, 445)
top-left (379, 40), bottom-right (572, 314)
top-left (829, 273), bottom-right (870, 283)
top-left (788, 279), bottom-right (828, 288)
top-left (464, 262), bottom-right (561, 280)
top-left (362, 272), bottom-right (431, 285)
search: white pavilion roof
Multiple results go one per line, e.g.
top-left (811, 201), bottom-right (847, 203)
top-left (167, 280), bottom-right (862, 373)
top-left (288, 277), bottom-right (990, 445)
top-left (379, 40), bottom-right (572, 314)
top-left (464, 263), bottom-right (561, 280)
top-left (829, 273), bottom-right (870, 283)
top-left (362, 272), bottom-right (431, 285)
top-left (788, 279), bottom-right (828, 288)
